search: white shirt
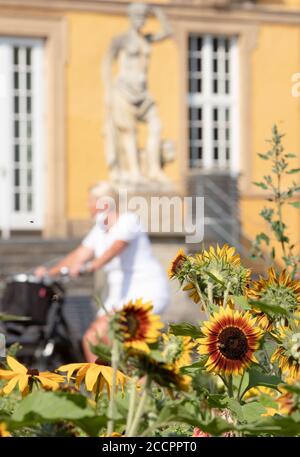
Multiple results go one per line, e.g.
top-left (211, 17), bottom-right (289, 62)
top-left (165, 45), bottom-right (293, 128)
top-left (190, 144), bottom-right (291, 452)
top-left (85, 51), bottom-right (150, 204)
top-left (82, 212), bottom-right (170, 315)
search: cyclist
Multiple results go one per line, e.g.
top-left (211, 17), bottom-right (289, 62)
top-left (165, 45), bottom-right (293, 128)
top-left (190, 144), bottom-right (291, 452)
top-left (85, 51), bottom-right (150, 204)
top-left (35, 182), bottom-right (170, 362)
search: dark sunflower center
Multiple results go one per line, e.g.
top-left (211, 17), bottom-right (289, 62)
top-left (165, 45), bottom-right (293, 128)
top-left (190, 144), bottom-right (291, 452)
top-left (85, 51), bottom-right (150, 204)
top-left (95, 357), bottom-right (110, 366)
top-left (27, 368), bottom-right (39, 376)
top-left (126, 311), bottom-right (140, 337)
top-left (173, 255), bottom-right (185, 274)
top-left (218, 327), bottom-right (248, 360)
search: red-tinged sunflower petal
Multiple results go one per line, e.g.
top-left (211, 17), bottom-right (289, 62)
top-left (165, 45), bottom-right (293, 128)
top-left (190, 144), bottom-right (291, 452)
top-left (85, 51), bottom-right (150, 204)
top-left (198, 306), bottom-right (263, 376)
top-left (6, 356), bottom-right (27, 375)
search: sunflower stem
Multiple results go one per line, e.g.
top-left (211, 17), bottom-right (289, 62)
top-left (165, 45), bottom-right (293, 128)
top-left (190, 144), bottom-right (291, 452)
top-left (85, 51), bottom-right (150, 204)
top-left (107, 338), bottom-right (119, 436)
top-left (125, 376), bottom-right (138, 435)
top-left (237, 372), bottom-right (245, 402)
top-left (128, 376), bottom-right (151, 437)
top-left (227, 374), bottom-right (234, 398)
top-left (207, 282), bottom-right (214, 310)
top-left (223, 281), bottom-right (231, 307)
top-left (194, 280), bottom-right (209, 318)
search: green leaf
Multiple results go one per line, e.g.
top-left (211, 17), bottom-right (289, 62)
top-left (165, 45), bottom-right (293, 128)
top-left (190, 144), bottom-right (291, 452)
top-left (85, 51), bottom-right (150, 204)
top-left (11, 391), bottom-right (95, 426)
top-left (90, 341), bottom-right (112, 363)
top-left (258, 153), bottom-right (270, 161)
top-left (286, 168), bottom-right (300, 174)
top-left (169, 322), bottom-right (202, 339)
top-left (284, 153), bottom-right (297, 158)
top-left (180, 360), bottom-right (206, 375)
top-left (253, 181), bottom-right (268, 190)
top-left (258, 394), bottom-right (278, 410)
top-left (154, 403), bottom-right (234, 436)
top-left (241, 402), bottom-right (267, 422)
top-left (232, 295), bottom-right (251, 310)
top-left (288, 201), bottom-right (300, 208)
top-left (241, 368), bottom-right (281, 399)
top-left (203, 270), bottom-right (225, 286)
top-left (248, 299), bottom-right (290, 317)
top-left (238, 415), bottom-right (300, 436)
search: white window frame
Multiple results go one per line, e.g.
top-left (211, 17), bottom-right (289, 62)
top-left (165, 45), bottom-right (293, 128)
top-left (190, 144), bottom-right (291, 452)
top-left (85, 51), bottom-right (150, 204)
top-left (188, 34), bottom-right (239, 174)
top-left (0, 37), bottom-right (45, 236)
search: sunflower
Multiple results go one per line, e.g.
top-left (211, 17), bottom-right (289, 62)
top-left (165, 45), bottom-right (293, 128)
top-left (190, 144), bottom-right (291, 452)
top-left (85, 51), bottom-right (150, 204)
top-left (58, 359), bottom-right (127, 397)
top-left (162, 334), bottom-right (195, 370)
top-left (117, 299), bottom-right (164, 353)
top-left (277, 389), bottom-right (298, 416)
top-left (198, 307), bottom-right (263, 376)
top-left (129, 351), bottom-right (191, 392)
top-left (168, 249), bottom-right (189, 280)
top-left (247, 268), bottom-right (300, 329)
top-left (183, 244), bottom-right (251, 305)
top-left (0, 422), bottom-right (10, 437)
top-left (0, 356), bottom-right (64, 396)
top-left (271, 324), bottom-right (300, 381)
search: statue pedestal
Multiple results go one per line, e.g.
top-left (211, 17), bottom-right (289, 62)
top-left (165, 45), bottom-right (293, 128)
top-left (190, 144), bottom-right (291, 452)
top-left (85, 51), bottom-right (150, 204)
top-left (114, 182), bottom-right (186, 237)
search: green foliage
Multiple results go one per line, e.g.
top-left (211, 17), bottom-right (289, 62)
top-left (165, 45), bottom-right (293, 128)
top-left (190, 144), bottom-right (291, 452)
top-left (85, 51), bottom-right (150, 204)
top-left (251, 125), bottom-right (300, 278)
top-left (169, 322), bottom-right (202, 338)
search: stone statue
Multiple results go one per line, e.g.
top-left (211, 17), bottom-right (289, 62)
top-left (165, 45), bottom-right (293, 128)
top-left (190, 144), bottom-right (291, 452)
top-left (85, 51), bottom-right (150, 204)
top-left (102, 3), bottom-right (174, 186)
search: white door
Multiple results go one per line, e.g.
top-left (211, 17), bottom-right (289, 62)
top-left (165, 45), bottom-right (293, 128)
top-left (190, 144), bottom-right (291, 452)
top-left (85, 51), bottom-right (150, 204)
top-left (0, 38), bottom-right (45, 238)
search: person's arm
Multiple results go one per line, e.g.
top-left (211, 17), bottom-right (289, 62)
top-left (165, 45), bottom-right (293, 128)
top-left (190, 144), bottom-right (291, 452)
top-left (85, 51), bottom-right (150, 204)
top-left (35, 245), bottom-right (94, 278)
top-left (86, 240), bottom-right (128, 273)
top-left (146, 7), bottom-right (172, 43)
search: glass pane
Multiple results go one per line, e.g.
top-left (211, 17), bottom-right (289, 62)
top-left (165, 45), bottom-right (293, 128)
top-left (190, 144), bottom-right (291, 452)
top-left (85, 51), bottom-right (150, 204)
top-left (27, 145), bottom-right (32, 162)
top-left (214, 147), bottom-right (218, 161)
top-left (13, 47), bottom-right (19, 65)
top-left (27, 121), bottom-right (32, 138)
top-left (26, 48), bottom-right (31, 66)
top-left (14, 193), bottom-right (20, 211)
top-left (26, 96), bottom-right (31, 114)
top-left (14, 144), bottom-right (20, 162)
top-left (14, 72), bottom-right (19, 89)
top-left (27, 193), bottom-right (33, 211)
top-left (14, 96), bottom-right (19, 114)
top-left (14, 120), bottom-right (19, 138)
top-left (26, 72), bottom-right (31, 90)
top-left (27, 169), bottom-right (32, 186)
top-left (14, 169), bottom-right (20, 186)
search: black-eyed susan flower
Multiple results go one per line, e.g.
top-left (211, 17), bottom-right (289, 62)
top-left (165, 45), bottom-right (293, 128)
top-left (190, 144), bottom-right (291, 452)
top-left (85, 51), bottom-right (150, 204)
top-left (198, 307), bottom-right (263, 376)
top-left (162, 334), bottom-right (195, 370)
top-left (0, 356), bottom-right (64, 396)
top-left (0, 422), bottom-right (10, 437)
top-left (168, 249), bottom-right (189, 280)
top-left (58, 359), bottom-right (126, 397)
top-left (271, 325), bottom-right (300, 381)
top-left (117, 299), bottom-right (164, 353)
top-left (183, 244), bottom-right (251, 305)
top-left (247, 268), bottom-right (300, 329)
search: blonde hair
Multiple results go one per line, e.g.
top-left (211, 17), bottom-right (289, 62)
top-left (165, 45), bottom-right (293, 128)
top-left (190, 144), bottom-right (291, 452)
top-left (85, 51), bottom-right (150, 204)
top-left (89, 181), bottom-right (119, 210)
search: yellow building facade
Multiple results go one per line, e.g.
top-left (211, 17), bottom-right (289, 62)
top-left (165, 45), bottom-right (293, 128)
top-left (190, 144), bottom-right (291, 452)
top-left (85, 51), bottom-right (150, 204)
top-left (0, 0), bottom-right (299, 257)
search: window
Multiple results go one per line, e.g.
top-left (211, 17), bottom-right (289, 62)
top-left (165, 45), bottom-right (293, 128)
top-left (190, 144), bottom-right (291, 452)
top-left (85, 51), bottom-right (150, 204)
top-left (0, 38), bottom-right (44, 230)
top-left (188, 35), bottom-right (239, 171)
